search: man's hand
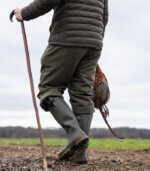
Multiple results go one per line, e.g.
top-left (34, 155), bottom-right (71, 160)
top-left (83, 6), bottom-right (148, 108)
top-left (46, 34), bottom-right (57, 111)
top-left (14, 8), bottom-right (23, 22)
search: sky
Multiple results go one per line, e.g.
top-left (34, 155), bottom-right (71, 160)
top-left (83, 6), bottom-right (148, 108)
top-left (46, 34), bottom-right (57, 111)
top-left (0, 0), bottom-right (150, 129)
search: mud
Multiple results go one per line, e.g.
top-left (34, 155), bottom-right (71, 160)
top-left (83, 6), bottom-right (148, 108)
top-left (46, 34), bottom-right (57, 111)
top-left (0, 145), bottom-right (150, 171)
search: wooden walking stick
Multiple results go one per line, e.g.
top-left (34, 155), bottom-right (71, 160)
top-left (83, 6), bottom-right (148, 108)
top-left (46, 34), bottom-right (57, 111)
top-left (10, 10), bottom-right (48, 171)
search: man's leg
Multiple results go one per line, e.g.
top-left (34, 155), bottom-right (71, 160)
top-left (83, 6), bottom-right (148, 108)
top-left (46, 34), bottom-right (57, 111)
top-left (44, 96), bottom-right (89, 160)
top-left (37, 44), bottom-right (92, 159)
top-left (37, 44), bottom-right (92, 110)
top-left (69, 114), bottom-right (93, 164)
top-left (68, 47), bottom-right (102, 163)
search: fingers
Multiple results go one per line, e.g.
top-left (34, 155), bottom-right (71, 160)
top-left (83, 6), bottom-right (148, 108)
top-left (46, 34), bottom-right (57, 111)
top-left (14, 8), bottom-right (23, 22)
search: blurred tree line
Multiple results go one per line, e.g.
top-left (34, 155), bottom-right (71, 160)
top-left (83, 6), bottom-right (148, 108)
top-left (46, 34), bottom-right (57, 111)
top-left (0, 127), bottom-right (150, 139)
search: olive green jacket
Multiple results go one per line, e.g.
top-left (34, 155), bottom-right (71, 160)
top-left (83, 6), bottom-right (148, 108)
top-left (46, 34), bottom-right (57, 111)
top-left (21, 0), bottom-right (109, 49)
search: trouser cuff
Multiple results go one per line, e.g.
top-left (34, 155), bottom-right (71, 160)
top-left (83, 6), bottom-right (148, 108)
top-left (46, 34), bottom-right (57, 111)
top-left (38, 89), bottom-right (62, 111)
top-left (72, 106), bottom-right (95, 115)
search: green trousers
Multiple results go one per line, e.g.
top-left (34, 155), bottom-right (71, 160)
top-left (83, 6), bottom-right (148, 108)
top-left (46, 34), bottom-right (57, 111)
top-left (37, 44), bottom-right (102, 114)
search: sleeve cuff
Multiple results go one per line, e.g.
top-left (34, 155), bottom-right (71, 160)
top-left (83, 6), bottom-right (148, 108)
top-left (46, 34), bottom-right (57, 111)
top-left (21, 8), bottom-right (30, 21)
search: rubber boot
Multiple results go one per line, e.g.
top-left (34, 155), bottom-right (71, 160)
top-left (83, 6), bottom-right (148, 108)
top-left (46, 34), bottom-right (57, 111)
top-left (69, 114), bottom-right (93, 164)
top-left (44, 96), bottom-right (89, 160)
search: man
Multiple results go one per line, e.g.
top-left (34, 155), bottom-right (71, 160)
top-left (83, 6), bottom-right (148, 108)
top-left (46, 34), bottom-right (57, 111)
top-left (14, 0), bottom-right (108, 164)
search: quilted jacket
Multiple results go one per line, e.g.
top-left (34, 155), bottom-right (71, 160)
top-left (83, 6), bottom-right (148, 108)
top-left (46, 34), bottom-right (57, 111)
top-left (21, 0), bottom-right (109, 49)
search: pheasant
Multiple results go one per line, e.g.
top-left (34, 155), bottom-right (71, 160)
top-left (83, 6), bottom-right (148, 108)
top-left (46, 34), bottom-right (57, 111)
top-left (92, 64), bottom-right (123, 139)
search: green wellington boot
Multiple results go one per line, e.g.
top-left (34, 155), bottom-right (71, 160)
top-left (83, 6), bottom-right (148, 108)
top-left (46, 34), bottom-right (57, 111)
top-left (69, 113), bottom-right (93, 164)
top-left (45, 96), bottom-right (89, 160)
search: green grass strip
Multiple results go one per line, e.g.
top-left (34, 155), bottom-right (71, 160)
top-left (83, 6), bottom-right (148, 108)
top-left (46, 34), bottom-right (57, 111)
top-left (89, 138), bottom-right (150, 150)
top-left (0, 138), bottom-right (150, 150)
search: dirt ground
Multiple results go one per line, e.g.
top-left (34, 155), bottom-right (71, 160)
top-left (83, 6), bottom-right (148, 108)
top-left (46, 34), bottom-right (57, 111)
top-left (0, 145), bottom-right (150, 171)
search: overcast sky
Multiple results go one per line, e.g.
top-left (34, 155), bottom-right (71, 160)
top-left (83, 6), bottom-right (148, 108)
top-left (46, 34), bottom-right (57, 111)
top-left (0, 0), bottom-right (150, 129)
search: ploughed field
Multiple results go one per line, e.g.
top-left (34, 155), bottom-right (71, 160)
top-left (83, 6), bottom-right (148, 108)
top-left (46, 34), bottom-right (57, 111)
top-left (0, 138), bottom-right (150, 170)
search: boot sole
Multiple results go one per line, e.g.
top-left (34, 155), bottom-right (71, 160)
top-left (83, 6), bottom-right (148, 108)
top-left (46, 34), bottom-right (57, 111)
top-left (58, 134), bottom-right (89, 160)
top-left (71, 160), bottom-right (88, 164)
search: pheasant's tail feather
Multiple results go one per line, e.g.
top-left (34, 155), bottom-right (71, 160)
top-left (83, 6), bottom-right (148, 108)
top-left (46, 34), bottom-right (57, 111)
top-left (99, 107), bottom-right (124, 139)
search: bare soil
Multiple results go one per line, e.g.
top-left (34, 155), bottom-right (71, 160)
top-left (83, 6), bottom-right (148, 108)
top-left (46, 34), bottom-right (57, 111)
top-left (0, 145), bottom-right (150, 171)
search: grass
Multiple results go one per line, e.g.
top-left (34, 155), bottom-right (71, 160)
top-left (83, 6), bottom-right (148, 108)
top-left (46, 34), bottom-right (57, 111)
top-left (0, 138), bottom-right (150, 150)
top-left (89, 138), bottom-right (150, 150)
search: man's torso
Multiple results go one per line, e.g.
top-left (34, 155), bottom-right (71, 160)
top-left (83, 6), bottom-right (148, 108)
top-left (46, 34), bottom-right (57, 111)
top-left (49, 0), bottom-right (108, 50)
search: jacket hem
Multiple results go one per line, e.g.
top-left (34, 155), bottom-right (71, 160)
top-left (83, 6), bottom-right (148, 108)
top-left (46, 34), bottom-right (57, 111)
top-left (48, 41), bottom-right (102, 50)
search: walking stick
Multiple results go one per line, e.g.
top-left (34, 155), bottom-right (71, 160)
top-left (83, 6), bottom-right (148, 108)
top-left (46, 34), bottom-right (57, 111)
top-left (9, 10), bottom-right (48, 171)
